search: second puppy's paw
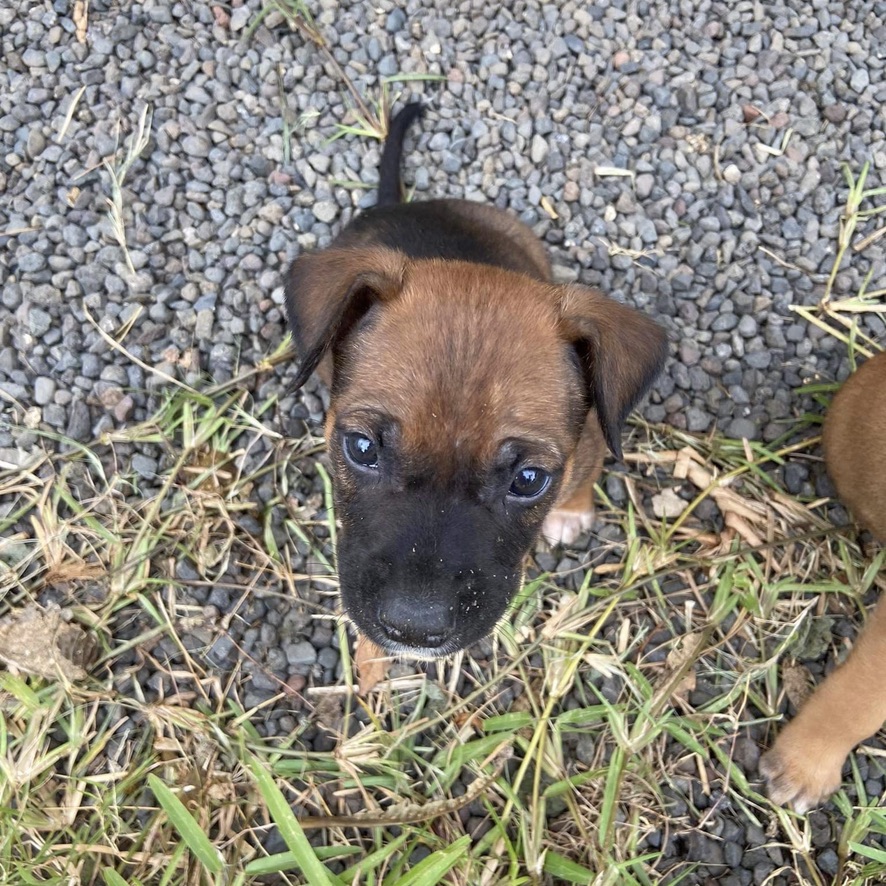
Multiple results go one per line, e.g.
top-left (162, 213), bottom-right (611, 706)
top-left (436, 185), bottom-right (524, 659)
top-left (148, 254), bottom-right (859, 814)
top-left (759, 731), bottom-right (848, 814)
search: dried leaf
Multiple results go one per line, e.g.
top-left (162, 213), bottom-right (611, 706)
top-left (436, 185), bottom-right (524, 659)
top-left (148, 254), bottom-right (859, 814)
top-left (666, 632), bottom-right (706, 672)
top-left (672, 445), bottom-right (707, 479)
top-left (73, 0), bottom-right (88, 43)
top-left (782, 662), bottom-right (814, 709)
top-left (0, 604), bottom-right (95, 682)
top-left (594, 166), bottom-right (635, 179)
top-left (355, 634), bottom-right (389, 696)
top-left (539, 195), bottom-right (558, 220)
top-left (664, 631), bottom-right (705, 708)
top-left (313, 694), bottom-right (344, 734)
top-left (651, 487), bottom-right (687, 518)
top-left (672, 669), bottom-right (696, 704)
top-left (755, 128), bottom-right (794, 160)
top-left (723, 511), bottom-right (764, 546)
top-left (793, 615), bottom-right (835, 661)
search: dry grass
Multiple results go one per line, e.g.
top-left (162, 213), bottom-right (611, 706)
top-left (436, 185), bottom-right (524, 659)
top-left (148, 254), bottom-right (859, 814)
top-left (3, 355), bottom-right (886, 884)
top-left (3, 11), bottom-right (886, 881)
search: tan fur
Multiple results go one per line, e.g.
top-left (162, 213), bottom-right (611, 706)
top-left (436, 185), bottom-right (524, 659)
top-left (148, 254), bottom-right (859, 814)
top-left (761, 351), bottom-right (886, 812)
top-left (823, 352), bottom-right (886, 541)
top-left (330, 259), bottom-right (590, 487)
top-left (288, 246), bottom-right (408, 388)
top-left (302, 252), bottom-right (658, 540)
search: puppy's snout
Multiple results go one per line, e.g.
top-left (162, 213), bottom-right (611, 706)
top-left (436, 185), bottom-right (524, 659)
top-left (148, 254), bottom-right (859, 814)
top-left (377, 597), bottom-right (455, 649)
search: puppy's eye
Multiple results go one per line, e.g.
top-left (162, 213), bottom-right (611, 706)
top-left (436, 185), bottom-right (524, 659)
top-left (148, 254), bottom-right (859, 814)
top-left (343, 433), bottom-right (379, 469)
top-left (509, 467), bottom-right (550, 498)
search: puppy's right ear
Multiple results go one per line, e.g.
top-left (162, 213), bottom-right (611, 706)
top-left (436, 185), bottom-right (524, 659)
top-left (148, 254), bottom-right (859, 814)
top-left (285, 247), bottom-right (406, 390)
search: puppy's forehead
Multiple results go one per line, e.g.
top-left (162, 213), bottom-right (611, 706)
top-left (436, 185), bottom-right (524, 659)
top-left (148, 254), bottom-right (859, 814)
top-left (341, 261), bottom-right (578, 462)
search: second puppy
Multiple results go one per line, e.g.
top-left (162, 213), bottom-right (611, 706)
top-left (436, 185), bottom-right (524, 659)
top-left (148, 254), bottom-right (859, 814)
top-left (761, 350), bottom-right (886, 812)
top-left (286, 105), bottom-right (667, 658)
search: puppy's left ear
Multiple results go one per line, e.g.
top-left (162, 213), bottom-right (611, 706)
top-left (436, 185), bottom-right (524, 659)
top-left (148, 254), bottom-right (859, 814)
top-left (557, 285), bottom-right (667, 459)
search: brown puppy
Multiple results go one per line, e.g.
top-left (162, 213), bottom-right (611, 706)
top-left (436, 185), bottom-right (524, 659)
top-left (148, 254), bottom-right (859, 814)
top-left (285, 105), bottom-right (667, 657)
top-left (761, 350), bottom-right (886, 812)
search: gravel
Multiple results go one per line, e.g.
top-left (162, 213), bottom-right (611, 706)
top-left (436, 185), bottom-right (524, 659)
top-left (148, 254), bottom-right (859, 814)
top-left (3, 0), bottom-right (886, 880)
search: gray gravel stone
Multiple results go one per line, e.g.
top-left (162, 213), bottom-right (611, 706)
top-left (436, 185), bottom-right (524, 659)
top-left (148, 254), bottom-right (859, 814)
top-left (285, 641), bottom-right (318, 667)
top-left (229, 6), bottom-right (251, 31)
top-left (686, 407), bottom-right (712, 432)
top-left (34, 377), bottom-right (55, 405)
top-left (182, 135), bottom-right (211, 158)
top-left (530, 134), bottom-right (548, 164)
top-left (65, 401), bottom-right (91, 442)
top-left (312, 201), bottom-right (338, 223)
top-left (131, 455), bottom-right (159, 478)
top-left (687, 831), bottom-right (725, 867)
top-left (850, 67), bottom-right (870, 94)
top-left (385, 8), bottom-right (406, 32)
top-left (28, 308), bottom-right (52, 337)
top-left (727, 418), bottom-right (759, 441)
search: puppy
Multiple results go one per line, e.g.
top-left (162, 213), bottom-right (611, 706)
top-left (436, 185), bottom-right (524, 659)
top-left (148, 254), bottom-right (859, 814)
top-left (761, 350), bottom-right (886, 812)
top-left (285, 104), bottom-right (666, 657)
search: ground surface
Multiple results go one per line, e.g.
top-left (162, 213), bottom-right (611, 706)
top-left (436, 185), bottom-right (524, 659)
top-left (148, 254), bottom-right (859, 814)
top-left (2, 0), bottom-right (886, 884)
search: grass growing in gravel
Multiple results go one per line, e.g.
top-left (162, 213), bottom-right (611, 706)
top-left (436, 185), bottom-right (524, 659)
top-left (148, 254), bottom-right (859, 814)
top-left (5, 6), bottom-right (886, 872)
top-left (5, 368), bottom-right (886, 885)
top-left (791, 160), bottom-right (886, 366)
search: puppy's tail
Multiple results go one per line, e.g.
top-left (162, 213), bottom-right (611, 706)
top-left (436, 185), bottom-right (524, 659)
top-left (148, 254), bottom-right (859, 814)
top-left (377, 102), bottom-right (425, 207)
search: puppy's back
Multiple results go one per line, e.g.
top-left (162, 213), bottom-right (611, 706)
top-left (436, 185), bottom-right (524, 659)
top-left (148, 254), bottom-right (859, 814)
top-left (823, 351), bottom-right (886, 542)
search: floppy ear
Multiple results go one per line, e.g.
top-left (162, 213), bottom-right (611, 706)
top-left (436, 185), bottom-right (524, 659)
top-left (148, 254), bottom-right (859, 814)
top-left (557, 285), bottom-right (667, 459)
top-left (284, 246), bottom-right (407, 390)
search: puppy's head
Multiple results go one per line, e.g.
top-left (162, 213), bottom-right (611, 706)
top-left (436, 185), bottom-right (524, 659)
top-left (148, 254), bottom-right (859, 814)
top-left (286, 247), bottom-right (665, 656)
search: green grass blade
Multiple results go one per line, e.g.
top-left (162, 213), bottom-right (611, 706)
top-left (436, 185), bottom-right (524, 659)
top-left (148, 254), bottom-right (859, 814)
top-left (0, 673), bottom-right (41, 708)
top-left (147, 775), bottom-right (223, 874)
top-left (848, 841), bottom-right (886, 864)
top-left (339, 833), bottom-right (409, 880)
top-left (247, 755), bottom-right (339, 886)
top-left (543, 851), bottom-right (594, 885)
top-left (432, 734), bottom-right (505, 771)
top-left (245, 845), bottom-right (361, 875)
top-left (388, 835), bottom-right (471, 886)
top-left (598, 745), bottom-right (626, 850)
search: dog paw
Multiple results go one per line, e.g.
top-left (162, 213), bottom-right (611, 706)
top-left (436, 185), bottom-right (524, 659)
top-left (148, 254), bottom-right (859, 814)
top-left (542, 508), bottom-right (595, 547)
top-left (759, 736), bottom-right (847, 814)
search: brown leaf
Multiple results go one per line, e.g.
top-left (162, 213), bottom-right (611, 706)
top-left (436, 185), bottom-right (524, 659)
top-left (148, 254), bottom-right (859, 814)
top-left (313, 694), bottom-right (344, 734)
top-left (664, 631), bottom-right (705, 709)
top-left (354, 634), bottom-right (389, 696)
top-left (666, 632), bottom-right (705, 671)
top-left (670, 669), bottom-right (697, 709)
top-left (0, 604), bottom-right (96, 682)
top-left (782, 661), bottom-right (814, 708)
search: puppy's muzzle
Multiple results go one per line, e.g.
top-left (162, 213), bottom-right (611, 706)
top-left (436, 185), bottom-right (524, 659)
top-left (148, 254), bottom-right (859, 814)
top-left (336, 489), bottom-right (525, 656)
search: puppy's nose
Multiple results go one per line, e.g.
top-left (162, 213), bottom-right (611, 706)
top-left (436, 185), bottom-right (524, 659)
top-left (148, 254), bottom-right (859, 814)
top-left (377, 599), bottom-right (454, 649)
